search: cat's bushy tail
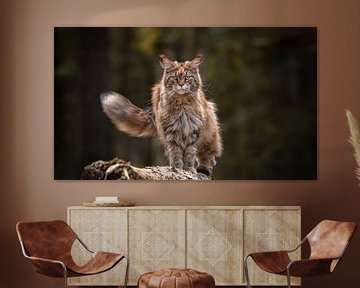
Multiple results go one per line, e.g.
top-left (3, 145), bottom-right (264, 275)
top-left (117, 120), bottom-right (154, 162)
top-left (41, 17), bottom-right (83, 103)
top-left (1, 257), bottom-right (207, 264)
top-left (101, 92), bottom-right (157, 137)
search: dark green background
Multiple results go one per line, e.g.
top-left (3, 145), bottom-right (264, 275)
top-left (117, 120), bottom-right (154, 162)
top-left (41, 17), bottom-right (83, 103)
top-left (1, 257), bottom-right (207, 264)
top-left (54, 27), bottom-right (317, 180)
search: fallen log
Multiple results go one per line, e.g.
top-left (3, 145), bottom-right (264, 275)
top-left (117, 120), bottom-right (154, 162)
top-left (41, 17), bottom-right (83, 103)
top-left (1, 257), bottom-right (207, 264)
top-left (81, 158), bottom-right (211, 180)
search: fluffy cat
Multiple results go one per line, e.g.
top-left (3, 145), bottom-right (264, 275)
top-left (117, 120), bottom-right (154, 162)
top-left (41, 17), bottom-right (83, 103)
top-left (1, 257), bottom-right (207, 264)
top-left (101, 54), bottom-right (222, 176)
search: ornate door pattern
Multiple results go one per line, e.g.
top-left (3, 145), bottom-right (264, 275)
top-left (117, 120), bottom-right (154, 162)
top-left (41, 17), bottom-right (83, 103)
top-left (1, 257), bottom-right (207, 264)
top-left (68, 208), bottom-right (128, 285)
top-left (128, 209), bottom-right (186, 283)
top-left (244, 209), bottom-right (301, 285)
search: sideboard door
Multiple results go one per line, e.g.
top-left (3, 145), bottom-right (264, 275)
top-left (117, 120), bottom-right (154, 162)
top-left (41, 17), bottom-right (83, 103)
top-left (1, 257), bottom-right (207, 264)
top-left (128, 209), bottom-right (186, 284)
top-left (68, 208), bottom-right (127, 286)
top-left (243, 208), bottom-right (301, 286)
top-left (187, 209), bottom-right (243, 285)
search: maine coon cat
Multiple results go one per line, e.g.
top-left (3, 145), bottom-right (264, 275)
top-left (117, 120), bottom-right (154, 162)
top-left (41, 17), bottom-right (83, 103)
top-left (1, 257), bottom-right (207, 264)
top-left (101, 54), bottom-right (222, 176)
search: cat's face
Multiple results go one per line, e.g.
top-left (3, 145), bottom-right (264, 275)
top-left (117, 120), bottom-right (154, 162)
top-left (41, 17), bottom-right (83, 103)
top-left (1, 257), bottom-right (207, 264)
top-left (160, 54), bottom-right (203, 96)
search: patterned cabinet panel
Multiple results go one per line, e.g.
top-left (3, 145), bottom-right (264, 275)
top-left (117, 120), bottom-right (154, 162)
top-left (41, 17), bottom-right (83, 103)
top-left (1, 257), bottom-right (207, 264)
top-left (128, 209), bottom-right (186, 284)
top-left (243, 208), bottom-right (301, 286)
top-left (187, 209), bottom-right (243, 285)
top-left (68, 208), bottom-right (127, 286)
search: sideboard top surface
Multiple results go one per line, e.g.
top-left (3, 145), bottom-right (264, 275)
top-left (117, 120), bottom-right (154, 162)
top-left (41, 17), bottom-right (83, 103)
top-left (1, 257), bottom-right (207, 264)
top-left (68, 205), bottom-right (301, 210)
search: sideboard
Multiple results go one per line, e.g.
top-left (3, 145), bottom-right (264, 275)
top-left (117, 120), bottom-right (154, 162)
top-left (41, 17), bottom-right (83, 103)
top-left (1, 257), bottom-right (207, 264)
top-left (67, 206), bottom-right (301, 286)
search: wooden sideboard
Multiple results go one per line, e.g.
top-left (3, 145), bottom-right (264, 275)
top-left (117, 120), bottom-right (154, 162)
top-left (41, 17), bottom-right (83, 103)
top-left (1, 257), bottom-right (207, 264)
top-left (67, 206), bottom-right (301, 286)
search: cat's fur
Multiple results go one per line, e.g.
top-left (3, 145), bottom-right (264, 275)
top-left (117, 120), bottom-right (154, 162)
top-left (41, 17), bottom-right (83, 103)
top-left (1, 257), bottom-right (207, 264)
top-left (101, 54), bottom-right (222, 175)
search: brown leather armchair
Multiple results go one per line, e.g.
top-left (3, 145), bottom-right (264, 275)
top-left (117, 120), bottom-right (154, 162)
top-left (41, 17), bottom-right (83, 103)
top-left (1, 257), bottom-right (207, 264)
top-left (244, 220), bottom-right (356, 288)
top-left (16, 220), bottom-right (129, 288)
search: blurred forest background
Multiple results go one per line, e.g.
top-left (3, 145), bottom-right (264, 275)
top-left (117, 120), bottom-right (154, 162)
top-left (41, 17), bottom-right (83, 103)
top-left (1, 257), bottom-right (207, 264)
top-left (54, 27), bottom-right (317, 180)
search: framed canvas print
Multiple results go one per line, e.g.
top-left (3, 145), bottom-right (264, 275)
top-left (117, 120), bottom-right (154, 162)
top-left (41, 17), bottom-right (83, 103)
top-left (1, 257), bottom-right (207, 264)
top-left (54, 27), bottom-right (317, 180)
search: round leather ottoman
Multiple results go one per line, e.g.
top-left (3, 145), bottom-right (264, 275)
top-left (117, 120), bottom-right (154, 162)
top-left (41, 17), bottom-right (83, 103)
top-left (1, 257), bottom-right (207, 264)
top-left (138, 268), bottom-right (215, 288)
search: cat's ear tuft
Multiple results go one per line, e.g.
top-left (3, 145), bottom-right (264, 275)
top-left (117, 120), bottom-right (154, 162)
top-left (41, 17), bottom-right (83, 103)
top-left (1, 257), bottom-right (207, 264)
top-left (190, 53), bottom-right (204, 68)
top-left (159, 54), bottom-right (174, 69)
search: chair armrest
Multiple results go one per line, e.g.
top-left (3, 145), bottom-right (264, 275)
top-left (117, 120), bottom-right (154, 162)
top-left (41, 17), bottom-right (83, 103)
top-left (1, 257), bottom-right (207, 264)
top-left (25, 255), bottom-right (65, 266)
top-left (287, 258), bottom-right (336, 277)
top-left (19, 240), bottom-right (67, 277)
top-left (245, 237), bottom-right (307, 259)
top-left (248, 250), bottom-right (290, 258)
top-left (246, 251), bottom-right (291, 274)
top-left (25, 255), bottom-right (67, 277)
top-left (285, 237), bottom-right (307, 253)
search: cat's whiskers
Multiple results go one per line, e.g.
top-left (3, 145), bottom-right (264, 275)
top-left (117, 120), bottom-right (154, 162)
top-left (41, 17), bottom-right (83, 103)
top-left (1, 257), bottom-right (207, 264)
top-left (201, 83), bottom-right (215, 97)
top-left (161, 90), bottom-right (176, 98)
top-left (188, 90), bottom-right (198, 98)
top-left (202, 82), bottom-right (211, 91)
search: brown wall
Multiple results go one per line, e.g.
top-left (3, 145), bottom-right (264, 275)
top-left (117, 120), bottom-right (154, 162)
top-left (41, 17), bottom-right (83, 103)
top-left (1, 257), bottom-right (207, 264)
top-left (1, 0), bottom-right (360, 287)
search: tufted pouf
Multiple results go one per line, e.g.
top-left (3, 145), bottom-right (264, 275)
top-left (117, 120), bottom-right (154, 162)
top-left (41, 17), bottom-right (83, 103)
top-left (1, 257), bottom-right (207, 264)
top-left (138, 268), bottom-right (215, 288)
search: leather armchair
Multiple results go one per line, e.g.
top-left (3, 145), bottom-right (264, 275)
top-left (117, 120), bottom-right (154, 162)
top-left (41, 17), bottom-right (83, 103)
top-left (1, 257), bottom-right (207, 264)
top-left (244, 220), bottom-right (356, 288)
top-left (16, 220), bottom-right (129, 288)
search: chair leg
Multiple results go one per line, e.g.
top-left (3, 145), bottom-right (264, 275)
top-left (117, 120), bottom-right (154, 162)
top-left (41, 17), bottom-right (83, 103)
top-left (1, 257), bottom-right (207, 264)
top-left (123, 255), bottom-right (130, 288)
top-left (286, 269), bottom-right (292, 288)
top-left (61, 264), bottom-right (68, 288)
top-left (243, 255), bottom-right (252, 288)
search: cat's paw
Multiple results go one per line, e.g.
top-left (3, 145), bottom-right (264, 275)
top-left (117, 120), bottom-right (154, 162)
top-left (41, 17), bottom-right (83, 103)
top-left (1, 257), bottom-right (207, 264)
top-left (184, 167), bottom-right (197, 174)
top-left (171, 160), bottom-right (184, 170)
top-left (171, 166), bottom-right (180, 172)
top-left (196, 165), bottom-right (212, 176)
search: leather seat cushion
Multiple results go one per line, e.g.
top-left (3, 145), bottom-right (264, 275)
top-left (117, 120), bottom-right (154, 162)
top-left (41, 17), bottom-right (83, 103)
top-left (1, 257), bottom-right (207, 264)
top-left (138, 268), bottom-right (215, 288)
